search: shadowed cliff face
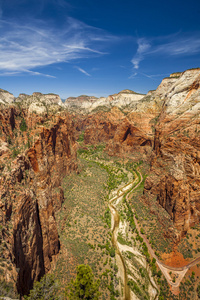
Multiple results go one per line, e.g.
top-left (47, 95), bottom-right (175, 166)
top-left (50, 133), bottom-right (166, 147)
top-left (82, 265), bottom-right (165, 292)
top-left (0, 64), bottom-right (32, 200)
top-left (13, 194), bottom-right (45, 295)
top-left (0, 106), bottom-right (77, 295)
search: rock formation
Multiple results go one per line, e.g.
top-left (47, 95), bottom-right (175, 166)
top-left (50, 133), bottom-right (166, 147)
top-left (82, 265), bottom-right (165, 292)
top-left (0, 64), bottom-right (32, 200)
top-left (65, 89), bottom-right (145, 114)
top-left (143, 68), bottom-right (200, 239)
top-left (0, 98), bottom-right (77, 295)
top-left (0, 89), bottom-right (15, 105)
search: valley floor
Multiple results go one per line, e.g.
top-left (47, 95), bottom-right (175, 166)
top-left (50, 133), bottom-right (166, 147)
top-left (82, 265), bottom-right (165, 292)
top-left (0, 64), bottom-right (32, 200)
top-left (50, 143), bottom-right (200, 300)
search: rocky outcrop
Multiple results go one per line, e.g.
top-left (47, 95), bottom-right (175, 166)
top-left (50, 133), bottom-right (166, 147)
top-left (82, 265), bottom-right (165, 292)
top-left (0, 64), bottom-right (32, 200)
top-left (0, 89), bottom-right (15, 104)
top-left (65, 89), bottom-right (145, 114)
top-left (0, 105), bottom-right (77, 295)
top-left (144, 68), bottom-right (200, 238)
top-left (74, 107), bottom-right (152, 156)
top-left (0, 106), bottom-right (16, 142)
top-left (75, 107), bottom-right (124, 143)
top-left (106, 118), bottom-right (152, 156)
top-left (15, 92), bottom-right (64, 115)
top-left (13, 192), bottom-right (45, 295)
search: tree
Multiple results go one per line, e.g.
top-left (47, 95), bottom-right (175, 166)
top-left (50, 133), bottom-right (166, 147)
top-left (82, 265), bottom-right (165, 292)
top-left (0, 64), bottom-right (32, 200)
top-left (66, 264), bottom-right (100, 299)
top-left (24, 274), bottom-right (59, 300)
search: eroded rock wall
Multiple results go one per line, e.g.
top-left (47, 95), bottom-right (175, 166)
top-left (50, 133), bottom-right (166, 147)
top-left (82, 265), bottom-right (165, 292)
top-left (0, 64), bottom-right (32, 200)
top-left (0, 106), bottom-right (77, 295)
top-left (144, 68), bottom-right (200, 239)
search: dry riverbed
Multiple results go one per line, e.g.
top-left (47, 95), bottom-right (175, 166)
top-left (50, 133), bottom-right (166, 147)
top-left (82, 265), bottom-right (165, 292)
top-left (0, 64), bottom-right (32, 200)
top-left (109, 169), bottom-right (158, 300)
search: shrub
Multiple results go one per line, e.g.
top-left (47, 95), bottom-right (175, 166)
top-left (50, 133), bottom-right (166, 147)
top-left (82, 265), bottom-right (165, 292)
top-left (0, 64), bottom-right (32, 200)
top-left (78, 131), bottom-right (85, 142)
top-left (109, 248), bottom-right (115, 258)
top-left (24, 274), bottom-right (59, 300)
top-left (20, 118), bottom-right (27, 131)
top-left (12, 147), bottom-right (20, 158)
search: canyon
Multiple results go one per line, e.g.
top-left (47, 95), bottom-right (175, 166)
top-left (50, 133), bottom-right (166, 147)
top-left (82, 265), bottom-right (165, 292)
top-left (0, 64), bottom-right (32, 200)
top-left (0, 68), bottom-right (200, 299)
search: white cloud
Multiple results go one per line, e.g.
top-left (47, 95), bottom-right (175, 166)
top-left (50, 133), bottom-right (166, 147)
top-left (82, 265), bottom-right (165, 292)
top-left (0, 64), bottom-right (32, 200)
top-left (151, 37), bottom-right (200, 56)
top-left (26, 70), bottom-right (56, 78)
top-left (128, 72), bottom-right (137, 79)
top-left (0, 18), bottom-right (114, 76)
top-left (75, 66), bottom-right (91, 76)
top-left (131, 38), bottom-right (151, 69)
top-left (131, 33), bottom-right (200, 73)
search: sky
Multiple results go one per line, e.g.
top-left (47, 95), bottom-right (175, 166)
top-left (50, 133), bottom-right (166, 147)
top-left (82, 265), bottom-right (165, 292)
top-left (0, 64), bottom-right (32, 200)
top-left (0, 0), bottom-right (200, 99)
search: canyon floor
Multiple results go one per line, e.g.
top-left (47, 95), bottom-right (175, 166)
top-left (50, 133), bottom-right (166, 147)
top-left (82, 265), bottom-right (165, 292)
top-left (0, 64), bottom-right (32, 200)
top-left (52, 143), bottom-right (200, 299)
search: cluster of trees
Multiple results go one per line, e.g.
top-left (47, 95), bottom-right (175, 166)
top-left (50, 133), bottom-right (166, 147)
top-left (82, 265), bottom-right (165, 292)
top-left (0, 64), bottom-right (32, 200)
top-left (25, 264), bottom-right (100, 300)
top-left (66, 264), bottom-right (100, 299)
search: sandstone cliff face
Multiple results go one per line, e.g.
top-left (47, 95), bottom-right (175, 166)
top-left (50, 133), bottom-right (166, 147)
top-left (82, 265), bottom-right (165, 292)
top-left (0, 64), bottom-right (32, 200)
top-left (65, 89), bottom-right (145, 114)
top-left (16, 92), bottom-right (64, 115)
top-left (144, 68), bottom-right (200, 238)
top-left (0, 102), bottom-right (77, 295)
top-left (74, 106), bottom-right (153, 157)
top-left (0, 106), bottom-right (16, 142)
top-left (0, 89), bottom-right (15, 104)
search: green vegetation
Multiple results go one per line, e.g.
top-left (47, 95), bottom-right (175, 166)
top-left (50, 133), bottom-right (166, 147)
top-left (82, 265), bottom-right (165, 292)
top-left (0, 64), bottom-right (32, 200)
top-left (104, 208), bottom-right (111, 228)
top-left (197, 284), bottom-right (200, 298)
top-left (150, 114), bottom-right (160, 125)
top-left (123, 195), bottom-right (136, 231)
top-left (53, 143), bottom-right (139, 298)
top-left (78, 131), bottom-right (85, 142)
top-left (66, 264), bottom-right (100, 299)
top-left (117, 232), bottom-right (131, 246)
top-left (12, 147), bottom-right (20, 158)
top-left (20, 118), bottom-right (27, 131)
top-left (91, 106), bottom-right (111, 114)
top-left (0, 280), bottom-right (19, 299)
top-left (97, 162), bottom-right (128, 192)
top-left (24, 274), bottom-right (59, 300)
top-left (77, 143), bottom-right (106, 157)
top-left (129, 187), bottom-right (173, 254)
top-left (53, 151), bottom-right (119, 298)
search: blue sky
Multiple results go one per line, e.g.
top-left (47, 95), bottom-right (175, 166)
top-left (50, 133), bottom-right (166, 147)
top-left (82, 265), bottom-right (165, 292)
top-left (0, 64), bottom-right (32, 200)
top-left (0, 0), bottom-right (200, 98)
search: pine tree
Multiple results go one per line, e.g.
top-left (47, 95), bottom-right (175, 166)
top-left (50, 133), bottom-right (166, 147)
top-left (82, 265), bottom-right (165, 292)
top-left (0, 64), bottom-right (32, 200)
top-left (66, 264), bottom-right (100, 299)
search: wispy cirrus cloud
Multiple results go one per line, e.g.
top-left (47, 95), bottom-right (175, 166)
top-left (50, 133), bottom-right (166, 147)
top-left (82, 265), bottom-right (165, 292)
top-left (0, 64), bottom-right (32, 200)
top-left (75, 66), bottom-right (91, 76)
top-left (0, 17), bottom-right (116, 76)
top-left (131, 38), bottom-right (151, 69)
top-left (151, 36), bottom-right (200, 56)
top-left (131, 33), bottom-right (200, 71)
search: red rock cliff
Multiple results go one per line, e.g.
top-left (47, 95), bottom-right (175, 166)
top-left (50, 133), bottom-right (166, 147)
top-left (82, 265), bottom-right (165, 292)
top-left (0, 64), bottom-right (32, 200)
top-left (0, 107), bottom-right (77, 295)
top-left (144, 69), bottom-right (200, 239)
